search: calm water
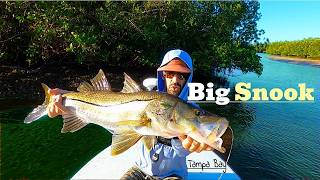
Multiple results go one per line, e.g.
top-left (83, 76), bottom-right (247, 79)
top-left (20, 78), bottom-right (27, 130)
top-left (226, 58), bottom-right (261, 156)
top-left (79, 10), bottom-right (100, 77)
top-left (226, 54), bottom-right (320, 179)
top-left (1, 54), bottom-right (319, 179)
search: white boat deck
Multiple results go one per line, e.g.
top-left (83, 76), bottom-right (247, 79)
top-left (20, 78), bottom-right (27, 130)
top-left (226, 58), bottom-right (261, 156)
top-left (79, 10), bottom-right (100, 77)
top-left (72, 143), bottom-right (240, 180)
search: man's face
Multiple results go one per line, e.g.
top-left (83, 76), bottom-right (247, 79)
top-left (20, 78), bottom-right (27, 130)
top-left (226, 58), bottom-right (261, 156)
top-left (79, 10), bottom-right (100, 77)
top-left (163, 71), bottom-right (188, 96)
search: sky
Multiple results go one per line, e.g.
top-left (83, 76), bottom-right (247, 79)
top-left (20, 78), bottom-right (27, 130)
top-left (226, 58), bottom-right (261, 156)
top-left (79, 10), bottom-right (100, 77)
top-left (257, 1), bottom-right (320, 42)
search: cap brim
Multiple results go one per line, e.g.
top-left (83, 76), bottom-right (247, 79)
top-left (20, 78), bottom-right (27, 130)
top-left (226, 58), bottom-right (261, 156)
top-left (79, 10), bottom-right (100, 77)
top-left (157, 65), bottom-right (191, 73)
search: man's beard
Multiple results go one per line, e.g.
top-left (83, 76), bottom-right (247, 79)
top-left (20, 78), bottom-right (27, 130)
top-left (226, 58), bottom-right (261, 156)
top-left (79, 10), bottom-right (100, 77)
top-left (168, 83), bottom-right (181, 96)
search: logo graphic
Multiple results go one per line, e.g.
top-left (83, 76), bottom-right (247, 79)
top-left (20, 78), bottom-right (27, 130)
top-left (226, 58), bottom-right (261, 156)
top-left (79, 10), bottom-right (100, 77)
top-left (188, 82), bottom-right (315, 105)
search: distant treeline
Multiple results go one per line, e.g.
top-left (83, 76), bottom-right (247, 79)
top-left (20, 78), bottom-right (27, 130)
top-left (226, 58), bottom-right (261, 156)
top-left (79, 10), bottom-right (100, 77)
top-left (266, 38), bottom-right (320, 59)
top-left (254, 39), bottom-right (269, 53)
top-left (0, 1), bottom-right (264, 75)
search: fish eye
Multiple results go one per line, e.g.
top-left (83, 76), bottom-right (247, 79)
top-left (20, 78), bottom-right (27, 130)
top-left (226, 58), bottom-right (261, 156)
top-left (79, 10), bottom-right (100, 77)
top-left (195, 110), bottom-right (201, 116)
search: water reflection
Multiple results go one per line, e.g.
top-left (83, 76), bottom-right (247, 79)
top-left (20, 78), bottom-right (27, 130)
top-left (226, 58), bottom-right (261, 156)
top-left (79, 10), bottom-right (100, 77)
top-left (0, 104), bottom-right (111, 179)
top-left (225, 54), bottom-right (320, 179)
top-left (201, 102), bottom-right (256, 129)
top-left (0, 107), bottom-right (33, 124)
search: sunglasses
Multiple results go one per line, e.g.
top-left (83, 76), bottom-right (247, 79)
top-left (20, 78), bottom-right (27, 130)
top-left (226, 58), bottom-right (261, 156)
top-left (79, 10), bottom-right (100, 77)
top-left (163, 72), bottom-right (188, 80)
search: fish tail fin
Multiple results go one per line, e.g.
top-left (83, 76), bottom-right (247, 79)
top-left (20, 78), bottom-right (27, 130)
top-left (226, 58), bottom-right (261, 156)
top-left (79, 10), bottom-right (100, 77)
top-left (41, 83), bottom-right (52, 106)
top-left (24, 83), bottom-right (52, 124)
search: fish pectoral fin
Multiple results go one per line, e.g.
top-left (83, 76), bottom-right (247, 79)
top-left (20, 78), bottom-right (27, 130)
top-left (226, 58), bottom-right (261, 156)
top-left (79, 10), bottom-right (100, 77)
top-left (61, 114), bottom-right (88, 133)
top-left (142, 136), bottom-right (156, 151)
top-left (111, 129), bottom-right (143, 156)
top-left (77, 69), bottom-right (111, 92)
top-left (121, 73), bottom-right (142, 93)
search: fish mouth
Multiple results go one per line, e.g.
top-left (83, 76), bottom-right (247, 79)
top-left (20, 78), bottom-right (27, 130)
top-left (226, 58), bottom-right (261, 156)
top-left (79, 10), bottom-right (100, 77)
top-left (206, 118), bottom-right (229, 151)
top-left (216, 118), bottom-right (229, 138)
top-left (206, 117), bottom-right (228, 139)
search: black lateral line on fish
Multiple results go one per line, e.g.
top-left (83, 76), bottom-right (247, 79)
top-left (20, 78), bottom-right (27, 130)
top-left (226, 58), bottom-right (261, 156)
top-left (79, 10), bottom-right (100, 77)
top-left (67, 98), bottom-right (153, 107)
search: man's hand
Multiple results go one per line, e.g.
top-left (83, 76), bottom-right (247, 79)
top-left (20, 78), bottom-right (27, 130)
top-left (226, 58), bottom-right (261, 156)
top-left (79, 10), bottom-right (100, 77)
top-left (178, 135), bottom-right (213, 153)
top-left (47, 88), bottom-right (70, 118)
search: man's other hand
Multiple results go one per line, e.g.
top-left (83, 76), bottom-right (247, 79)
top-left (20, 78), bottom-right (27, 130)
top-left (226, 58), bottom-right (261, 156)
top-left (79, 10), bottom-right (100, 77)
top-left (178, 135), bottom-right (213, 153)
top-left (47, 88), bottom-right (69, 118)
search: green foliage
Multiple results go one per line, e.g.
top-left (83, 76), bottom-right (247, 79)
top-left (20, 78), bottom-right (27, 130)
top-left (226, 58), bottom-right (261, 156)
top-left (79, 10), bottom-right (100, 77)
top-left (254, 38), bottom-right (269, 53)
top-left (266, 38), bottom-right (320, 59)
top-left (1, 1), bottom-right (263, 74)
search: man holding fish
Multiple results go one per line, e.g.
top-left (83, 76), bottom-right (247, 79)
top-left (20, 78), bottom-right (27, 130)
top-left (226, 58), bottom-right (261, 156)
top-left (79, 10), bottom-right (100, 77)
top-left (30, 49), bottom-right (228, 180)
top-left (121, 49), bottom-right (214, 180)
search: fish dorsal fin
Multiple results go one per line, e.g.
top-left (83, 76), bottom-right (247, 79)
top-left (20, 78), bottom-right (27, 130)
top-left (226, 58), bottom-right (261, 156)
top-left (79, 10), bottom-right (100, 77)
top-left (61, 113), bottom-right (88, 133)
top-left (121, 73), bottom-right (142, 93)
top-left (111, 129), bottom-right (143, 156)
top-left (77, 81), bottom-right (95, 92)
top-left (77, 69), bottom-right (111, 92)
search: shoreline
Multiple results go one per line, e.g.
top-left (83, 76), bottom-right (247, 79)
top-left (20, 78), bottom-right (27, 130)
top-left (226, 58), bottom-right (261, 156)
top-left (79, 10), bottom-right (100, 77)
top-left (0, 63), bottom-right (156, 102)
top-left (267, 55), bottom-right (320, 65)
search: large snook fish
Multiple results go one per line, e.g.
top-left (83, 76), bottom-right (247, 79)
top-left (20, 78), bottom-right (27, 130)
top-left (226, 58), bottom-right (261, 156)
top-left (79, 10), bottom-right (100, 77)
top-left (25, 70), bottom-right (231, 156)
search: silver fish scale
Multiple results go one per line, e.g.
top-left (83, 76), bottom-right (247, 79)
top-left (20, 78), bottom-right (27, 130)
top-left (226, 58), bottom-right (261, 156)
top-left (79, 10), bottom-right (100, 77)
top-left (63, 91), bottom-right (166, 106)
